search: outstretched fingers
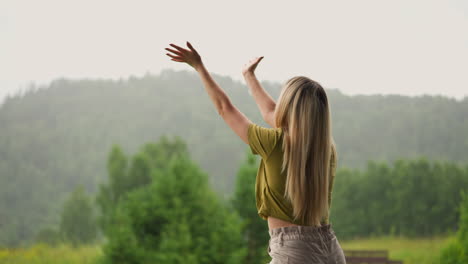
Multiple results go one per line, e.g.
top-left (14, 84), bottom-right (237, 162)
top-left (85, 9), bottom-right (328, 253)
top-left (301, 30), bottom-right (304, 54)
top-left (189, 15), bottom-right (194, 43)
top-left (165, 47), bottom-right (183, 56)
top-left (166, 53), bottom-right (184, 60)
top-left (169, 43), bottom-right (190, 53)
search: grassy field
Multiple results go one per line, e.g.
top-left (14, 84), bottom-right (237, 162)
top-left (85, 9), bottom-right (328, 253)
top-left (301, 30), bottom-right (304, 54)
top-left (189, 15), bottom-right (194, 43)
top-left (340, 235), bottom-right (452, 264)
top-left (0, 243), bottom-right (102, 264)
top-left (0, 235), bottom-right (453, 264)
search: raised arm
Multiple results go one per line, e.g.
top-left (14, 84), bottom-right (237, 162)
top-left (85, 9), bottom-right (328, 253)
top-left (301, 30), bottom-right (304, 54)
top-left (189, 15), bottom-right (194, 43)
top-left (242, 57), bottom-right (277, 128)
top-left (165, 41), bottom-right (252, 145)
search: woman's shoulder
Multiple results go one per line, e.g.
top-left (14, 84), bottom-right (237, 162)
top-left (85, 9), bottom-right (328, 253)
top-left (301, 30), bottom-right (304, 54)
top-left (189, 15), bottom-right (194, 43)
top-left (248, 123), bottom-right (284, 159)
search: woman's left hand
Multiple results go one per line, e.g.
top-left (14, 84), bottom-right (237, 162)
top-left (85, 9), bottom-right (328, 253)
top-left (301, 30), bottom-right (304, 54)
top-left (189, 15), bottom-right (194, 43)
top-left (242, 56), bottom-right (264, 76)
top-left (165, 41), bottom-right (203, 70)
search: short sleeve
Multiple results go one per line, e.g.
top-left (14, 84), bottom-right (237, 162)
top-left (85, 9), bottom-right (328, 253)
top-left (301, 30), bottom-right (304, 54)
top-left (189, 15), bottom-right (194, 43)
top-left (247, 123), bottom-right (282, 160)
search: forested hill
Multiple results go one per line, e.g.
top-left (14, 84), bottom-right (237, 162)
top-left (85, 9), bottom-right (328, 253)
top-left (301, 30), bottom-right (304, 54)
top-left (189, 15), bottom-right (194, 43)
top-left (0, 68), bottom-right (467, 245)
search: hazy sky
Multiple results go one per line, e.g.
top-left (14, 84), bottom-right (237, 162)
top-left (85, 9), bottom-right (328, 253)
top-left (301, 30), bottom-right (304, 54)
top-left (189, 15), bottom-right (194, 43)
top-left (1, 0), bottom-right (467, 104)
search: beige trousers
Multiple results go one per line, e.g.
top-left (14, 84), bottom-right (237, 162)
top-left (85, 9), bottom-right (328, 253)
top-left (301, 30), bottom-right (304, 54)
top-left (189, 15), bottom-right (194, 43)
top-left (267, 223), bottom-right (346, 264)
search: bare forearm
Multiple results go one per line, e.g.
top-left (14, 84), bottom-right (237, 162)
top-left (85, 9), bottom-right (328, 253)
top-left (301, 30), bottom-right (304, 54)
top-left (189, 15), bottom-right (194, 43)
top-left (196, 64), bottom-right (231, 115)
top-left (243, 72), bottom-right (276, 118)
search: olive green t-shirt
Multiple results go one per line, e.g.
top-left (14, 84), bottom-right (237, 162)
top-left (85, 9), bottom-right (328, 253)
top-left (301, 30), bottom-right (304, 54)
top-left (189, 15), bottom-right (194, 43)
top-left (247, 122), bottom-right (337, 226)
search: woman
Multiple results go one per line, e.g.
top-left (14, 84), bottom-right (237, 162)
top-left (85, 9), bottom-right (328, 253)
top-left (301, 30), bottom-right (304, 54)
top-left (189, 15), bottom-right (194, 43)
top-left (165, 41), bottom-right (346, 264)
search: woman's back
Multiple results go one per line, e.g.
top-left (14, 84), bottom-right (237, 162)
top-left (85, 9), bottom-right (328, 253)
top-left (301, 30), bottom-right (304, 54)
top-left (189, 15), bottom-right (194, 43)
top-left (248, 122), bottom-right (345, 263)
top-left (247, 123), bottom-right (338, 230)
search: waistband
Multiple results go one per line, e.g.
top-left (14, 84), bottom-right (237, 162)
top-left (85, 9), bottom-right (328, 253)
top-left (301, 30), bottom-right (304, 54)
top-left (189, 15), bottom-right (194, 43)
top-left (269, 223), bottom-right (335, 242)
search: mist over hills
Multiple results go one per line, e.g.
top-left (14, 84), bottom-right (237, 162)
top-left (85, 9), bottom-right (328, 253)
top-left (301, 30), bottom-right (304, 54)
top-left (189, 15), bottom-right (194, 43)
top-left (1, 68), bottom-right (467, 246)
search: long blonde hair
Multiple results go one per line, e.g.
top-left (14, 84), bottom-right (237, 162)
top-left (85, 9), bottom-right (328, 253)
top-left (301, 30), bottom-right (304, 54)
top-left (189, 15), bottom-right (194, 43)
top-left (275, 76), bottom-right (336, 226)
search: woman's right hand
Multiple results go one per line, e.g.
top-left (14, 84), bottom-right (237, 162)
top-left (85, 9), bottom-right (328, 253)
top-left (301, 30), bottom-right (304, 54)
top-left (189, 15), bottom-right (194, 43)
top-left (165, 41), bottom-right (204, 71)
top-left (242, 56), bottom-right (264, 76)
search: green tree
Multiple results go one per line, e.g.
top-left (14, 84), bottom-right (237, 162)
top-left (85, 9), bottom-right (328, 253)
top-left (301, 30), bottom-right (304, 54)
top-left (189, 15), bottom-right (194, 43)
top-left (59, 185), bottom-right (97, 247)
top-left (3, 70), bottom-right (468, 246)
top-left (95, 138), bottom-right (190, 238)
top-left (95, 145), bottom-right (129, 236)
top-left (439, 190), bottom-right (468, 264)
top-left (331, 158), bottom-right (468, 239)
top-left (231, 151), bottom-right (270, 264)
top-left (98, 153), bottom-right (246, 264)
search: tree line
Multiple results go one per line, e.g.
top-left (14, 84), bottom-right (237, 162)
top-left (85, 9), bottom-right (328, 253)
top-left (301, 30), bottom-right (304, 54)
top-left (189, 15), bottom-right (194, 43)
top-left (31, 136), bottom-right (468, 264)
top-left (1, 69), bottom-right (467, 246)
top-left (331, 158), bottom-right (468, 239)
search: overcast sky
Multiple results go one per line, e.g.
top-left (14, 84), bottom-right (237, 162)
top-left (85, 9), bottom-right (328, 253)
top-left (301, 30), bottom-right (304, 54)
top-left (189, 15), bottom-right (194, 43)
top-left (1, 0), bottom-right (467, 104)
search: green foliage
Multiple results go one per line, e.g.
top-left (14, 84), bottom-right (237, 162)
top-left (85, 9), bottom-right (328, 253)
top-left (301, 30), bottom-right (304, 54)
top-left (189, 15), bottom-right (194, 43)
top-left (1, 69), bottom-right (468, 246)
top-left (0, 243), bottom-right (100, 264)
top-left (457, 191), bottom-right (468, 247)
top-left (340, 235), bottom-right (451, 264)
top-left (439, 190), bottom-right (468, 264)
top-left (59, 185), bottom-right (97, 247)
top-left (95, 138), bottom-right (188, 238)
top-left (439, 238), bottom-right (465, 264)
top-left (95, 145), bottom-right (129, 237)
top-left (230, 151), bottom-right (270, 264)
top-left (98, 141), bottom-right (246, 264)
top-left (95, 206), bottom-right (144, 264)
top-left (331, 158), bottom-right (468, 239)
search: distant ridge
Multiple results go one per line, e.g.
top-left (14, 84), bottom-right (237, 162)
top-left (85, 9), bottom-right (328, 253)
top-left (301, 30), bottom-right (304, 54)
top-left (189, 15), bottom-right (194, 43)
top-left (0, 68), bottom-right (467, 246)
